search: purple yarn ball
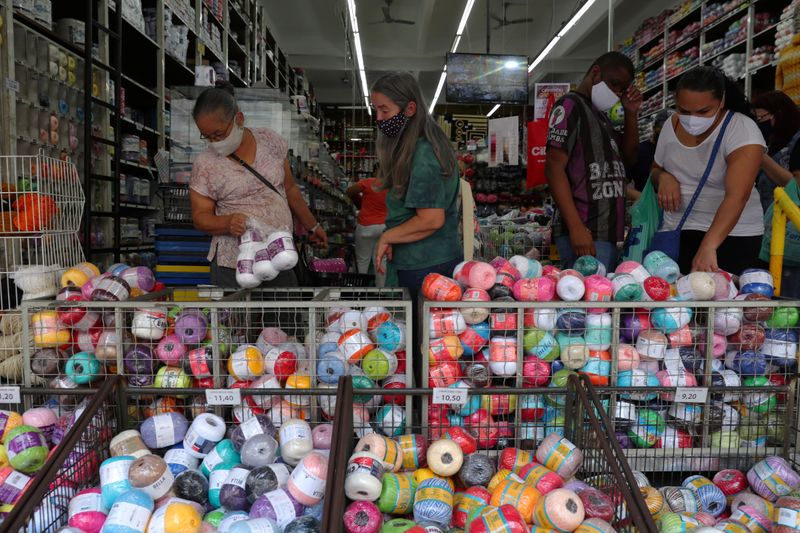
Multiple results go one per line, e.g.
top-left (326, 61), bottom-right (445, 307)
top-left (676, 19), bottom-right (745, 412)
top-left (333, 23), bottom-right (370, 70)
top-left (229, 415), bottom-right (276, 452)
top-left (250, 488), bottom-right (304, 521)
top-left (616, 431), bottom-right (633, 448)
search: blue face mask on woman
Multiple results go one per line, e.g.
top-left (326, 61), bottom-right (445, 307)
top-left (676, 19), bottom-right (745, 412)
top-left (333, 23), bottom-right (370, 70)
top-left (376, 111), bottom-right (408, 137)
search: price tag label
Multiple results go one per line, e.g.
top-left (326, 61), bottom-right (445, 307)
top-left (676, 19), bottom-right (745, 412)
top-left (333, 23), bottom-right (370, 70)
top-left (0, 386), bottom-right (21, 404)
top-left (432, 387), bottom-right (468, 406)
top-left (205, 388), bottom-right (241, 406)
top-left (5, 78), bottom-right (19, 92)
top-left (674, 387), bottom-right (708, 404)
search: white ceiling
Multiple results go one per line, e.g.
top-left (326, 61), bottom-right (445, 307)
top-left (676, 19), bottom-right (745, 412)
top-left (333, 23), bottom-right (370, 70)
top-left (261, 0), bottom-right (666, 106)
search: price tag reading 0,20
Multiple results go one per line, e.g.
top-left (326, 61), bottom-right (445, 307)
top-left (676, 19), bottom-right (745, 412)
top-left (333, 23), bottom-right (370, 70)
top-left (205, 389), bottom-right (241, 406)
top-left (432, 387), bottom-right (469, 406)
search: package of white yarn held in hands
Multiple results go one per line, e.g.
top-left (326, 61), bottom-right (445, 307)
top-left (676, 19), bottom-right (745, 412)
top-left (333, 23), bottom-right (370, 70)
top-left (341, 432), bottom-right (625, 532)
top-left (236, 218), bottom-right (299, 288)
top-left (421, 254), bottom-right (798, 454)
top-left (55, 407), bottom-right (333, 533)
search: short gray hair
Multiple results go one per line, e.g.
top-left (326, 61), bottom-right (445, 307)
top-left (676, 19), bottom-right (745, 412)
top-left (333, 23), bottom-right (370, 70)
top-left (192, 81), bottom-right (238, 120)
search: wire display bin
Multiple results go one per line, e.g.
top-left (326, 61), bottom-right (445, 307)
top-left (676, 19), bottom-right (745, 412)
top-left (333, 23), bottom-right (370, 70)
top-left (0, 377), bottom-right (124, 532)
top-left (477, 218), bottom-right (552, 262)
top-left (325, 375), bottom-right (655, 532)
top-left (0, 377), bottom-right (351, 532)
top-left (421, 297), bottom-right (800, 528)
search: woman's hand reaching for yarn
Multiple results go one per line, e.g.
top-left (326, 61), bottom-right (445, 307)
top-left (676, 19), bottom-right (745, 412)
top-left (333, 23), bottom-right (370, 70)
top-left (227, 213), bottom-right (248, 236)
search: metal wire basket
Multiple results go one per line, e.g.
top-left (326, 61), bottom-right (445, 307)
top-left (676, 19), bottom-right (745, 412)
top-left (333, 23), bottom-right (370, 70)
top-left (161, 185), bottom-right (192, 223)
top-left (477, 219), bottom-right (552, 261)
top-left (325, 375), bottom-right (656, 532)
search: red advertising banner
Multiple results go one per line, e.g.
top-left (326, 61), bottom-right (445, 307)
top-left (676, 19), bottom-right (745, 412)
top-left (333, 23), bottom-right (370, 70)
top-left (526, 93), bottom-right (556, 189)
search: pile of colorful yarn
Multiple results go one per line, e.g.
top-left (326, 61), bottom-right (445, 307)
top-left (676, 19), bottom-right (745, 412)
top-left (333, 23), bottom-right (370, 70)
top-left (423, 254), bottom-right (797, 451)
top-left (29, 261), bottom-right (161, 385)
top-left (636, 457), bottom-right (800, 532)
top-left (0, 400), bottom-right (101, 524)
top-left (51, 409), bottom-right (331, 532)
top-left (342, 432), bottom-right (621, 532)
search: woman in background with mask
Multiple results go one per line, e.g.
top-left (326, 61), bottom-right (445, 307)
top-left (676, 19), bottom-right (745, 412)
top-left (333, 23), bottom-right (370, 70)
top-left (371, 72), bottom-right (462, 294)
top-left (751, 90), bottom-right (800, 212)
top-left (653, 67), bottom-right (765, 274)
top-left (189, 82), bottom-right (327, 287)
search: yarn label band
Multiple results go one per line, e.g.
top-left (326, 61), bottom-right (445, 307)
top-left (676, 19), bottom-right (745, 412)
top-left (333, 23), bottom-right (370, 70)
top-left (779, 508), bottom-right (800, 527)
top-left (153, 416), bottom-right (175, 449)
top-left (433, 387), bottom-right (468, 406)
top-left (265, 490), bottom-right (298, 526)
top-left (240, 416), bottom-right (266, 440)
top-left (0, 387), bottom-right (20, 404)
top-left (290, 467), bottom-right (326, 499)
top-left (68, 491), bottom-right (103, 515)
top-left (0, 471), bottom-right (30, 504)
top-left (481, 507), bottom-right (510, 530)
top-left (674, 387), bottom-right (708, 404)
top-left (754, 460), bottom-right (793, 496)
top-left (104, 502), bottom-right (151, 529)
top-left (206, 389), bottom-right (241, 406)
top-left (226, 467), bottom-right (249, 489)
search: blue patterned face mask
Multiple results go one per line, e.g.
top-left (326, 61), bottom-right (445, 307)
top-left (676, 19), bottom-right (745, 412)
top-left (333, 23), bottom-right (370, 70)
top-left (376, 111), bottom-right (408, 137)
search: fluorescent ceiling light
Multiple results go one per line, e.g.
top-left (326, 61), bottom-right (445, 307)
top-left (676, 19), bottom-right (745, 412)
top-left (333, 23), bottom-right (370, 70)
top-left (430, 0), bottom-right (475, 113)
top-left (504, 60), bottom-right (519, 69)
top-left (487, 104), bottom-right (501, 117)
top-left (429, 69), bottom-right (447, 114)
top-left (347, 0), bottom-right (372, 115)
top-left (528, 0), bottom-right (597, 73)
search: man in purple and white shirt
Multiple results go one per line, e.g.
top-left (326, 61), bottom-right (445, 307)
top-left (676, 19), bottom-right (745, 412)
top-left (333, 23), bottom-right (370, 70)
top-left (545, 51), bottom-right (642, 271)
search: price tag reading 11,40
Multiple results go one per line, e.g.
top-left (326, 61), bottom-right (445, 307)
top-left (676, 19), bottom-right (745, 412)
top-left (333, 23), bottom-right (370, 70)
top-left (674, 387), bottom-right (708, 404)
top-left (205, 388), bottom-right (241, 406)
top-left (432, 387), bottom-right (469, 406)
top-left (0, 386), bottom-right (21, 404)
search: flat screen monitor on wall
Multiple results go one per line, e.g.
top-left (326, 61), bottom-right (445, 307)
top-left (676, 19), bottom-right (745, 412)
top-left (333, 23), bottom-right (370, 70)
top-left (445, 53), bottom-right (529, 105)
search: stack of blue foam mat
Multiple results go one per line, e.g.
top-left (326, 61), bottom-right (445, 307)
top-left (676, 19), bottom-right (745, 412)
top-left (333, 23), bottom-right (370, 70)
top-left (155, 224), bottom-right (211, 285)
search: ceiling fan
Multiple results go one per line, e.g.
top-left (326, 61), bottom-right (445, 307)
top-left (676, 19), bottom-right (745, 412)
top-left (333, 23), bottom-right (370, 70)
top-left (491, 1), bottom-right (533, 29)
top-left (370, 0), bottom-right (415, 25)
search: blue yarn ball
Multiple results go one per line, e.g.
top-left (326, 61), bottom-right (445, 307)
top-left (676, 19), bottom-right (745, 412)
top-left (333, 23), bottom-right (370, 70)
top-left (413, 477), bottom-right (453, 526)
top-left (316, 355), bottom-right (347, 384)
top-left (556, 310), bottom-right (586, 336)
top-left (732, 350), bottom-right (767, 376)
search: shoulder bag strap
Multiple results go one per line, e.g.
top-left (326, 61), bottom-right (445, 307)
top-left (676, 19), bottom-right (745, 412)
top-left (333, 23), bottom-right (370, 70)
top-left (675, 110), bottom-right (734, 232)
top-left (228, 153), bottom-right (285, 198)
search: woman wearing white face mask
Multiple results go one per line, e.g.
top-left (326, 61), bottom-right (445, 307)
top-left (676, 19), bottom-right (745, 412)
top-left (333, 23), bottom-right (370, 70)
top-left (652, 67), bottom-right (766, 274)
top-left (189, 82), bottom-right (327, 287)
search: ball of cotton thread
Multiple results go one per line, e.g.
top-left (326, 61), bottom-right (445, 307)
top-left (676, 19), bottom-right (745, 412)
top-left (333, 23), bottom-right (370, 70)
top-left (683, 475), bottom-right (727, 516)
top-left (343, 500), bottom-right (382, 533)
top-left (659, 486), bottom-right (700, 514)
top-left (747, 456), bottom-right (800, 501)
top-left (288, 451), bottom-right (328, 506)
top-left (413, 477), bottom-right (453, 526)
top-left (140, 412), bottom-right (189, 450)
top-left (533, 488), bottom-right (586, 531)
top-left (127, 454), bottom-right (174, 500)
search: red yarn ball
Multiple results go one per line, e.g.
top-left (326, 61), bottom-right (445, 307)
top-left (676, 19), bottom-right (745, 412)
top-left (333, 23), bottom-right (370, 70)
top-left (713, 469), bottom-right (749, 496)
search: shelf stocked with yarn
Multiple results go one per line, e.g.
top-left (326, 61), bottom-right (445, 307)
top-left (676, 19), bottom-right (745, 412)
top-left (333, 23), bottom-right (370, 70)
top-left (416, 253), bottom-right (800, 473)
top-left (629, 0), bottom-right (786, 127)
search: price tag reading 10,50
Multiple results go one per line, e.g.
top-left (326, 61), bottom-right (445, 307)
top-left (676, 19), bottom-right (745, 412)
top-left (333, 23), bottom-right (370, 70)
top-left (206, 388), bottom-right (241, 406)
top-left (432, 387), bottom-right (469, 406)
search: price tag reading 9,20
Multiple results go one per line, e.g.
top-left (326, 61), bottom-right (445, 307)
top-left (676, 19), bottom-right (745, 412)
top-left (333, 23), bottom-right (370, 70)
top-left (0, 386), bottom-right (21, 404)
top-left (205, 388), bottom-right (241, 406)
top-left (432, 387), bottom-right (469, 407)
top-left (674, 387), bottom-right (708, 404)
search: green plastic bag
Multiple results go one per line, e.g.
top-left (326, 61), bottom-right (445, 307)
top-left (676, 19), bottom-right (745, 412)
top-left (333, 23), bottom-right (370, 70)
top-left (622, 178), bottom-right (662, 263)
top-left (760, 179), bottom-right (800, 267)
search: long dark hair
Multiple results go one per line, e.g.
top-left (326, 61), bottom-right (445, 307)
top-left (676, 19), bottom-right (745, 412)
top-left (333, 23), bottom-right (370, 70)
top-left (676, 66), bottom-right (752, 118)
top-left (371, 72), bottom-right (457, 198)
top-left (751, 90), bottom-right (800, 151)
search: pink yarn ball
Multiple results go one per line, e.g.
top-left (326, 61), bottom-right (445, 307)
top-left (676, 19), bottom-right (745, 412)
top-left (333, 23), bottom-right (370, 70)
top-left (155, 334), bottom-right (187, 366)
top-left (698, 332), bottom-right (727, 359)
top-left (23, 407), bottom-right (58, 442)
top-left (617, 344), bottom-right (640, 371)
top-left (288, 452), bottom-right (329, 506)
top-left (343, 500), bottom-right (382, 533)
top-left (68, 488), bottom-right (107, 533)
top-left (312, 424), bottom-right (333, 450)
top-left (616, 261), bottom-right (650, 283)
top-left (583, 275), bottom-right (613, 312)
top-left (453, 261), bottom-right (497, 291)
top-left (259, 327), bottom-right (289, 347)
top-left (513, 277), bottom-right (556, 302)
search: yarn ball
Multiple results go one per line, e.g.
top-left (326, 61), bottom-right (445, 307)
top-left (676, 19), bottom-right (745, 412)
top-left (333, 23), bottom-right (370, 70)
top-left (283, 516), bottom-right (321, 532)
top-left (413, 477), bottom-right (454, 526)
top-left (747, 456), bottom-right (800, 501)
top-left (574, 255), bottom-right (606, 277)
top-left (490, 479), bottom-right (541, 523)
top-left (458, 453), bottom-right (495, 487)
top-left (536, 434), bottom-right (583, 480)
top-left (422, 274), bottom-right (462, 301)
top-left (287, 451), bottom-right (328, 506)
top-left (659, 486), bottom-right (701, 514)
top-left (250, 488), bottom-right (304, 524)
top-left (427, 439), bottom-right (464, 477)
top-left (140, 413), bottom-right (189, 450)
top-left (128, 454), bottom-right (174, 500)
top-left (713, 470), bottom-right (748, 498)
top-left (219, 464), bottom-right (252, 510)
top-left (174, 470), bottom-right (209, 505)
top-left (5, 425), bottom-right (48, 473)
top-left (683, 475), bottom-right (727, 516)
top-left (377, 472), bottom-right (417, 515)
top-left (343, 501), bottom-right (382, 533)
top-left (533, 488), bottom-right (586, 531)
top-left (453, 486), bottom-right (491, 529)
top-left (518, 463), bottom-right (564, 495)
top-left (245, 464), bottom-right (291, 504)
top-left (468, 504), bottom-right (528, 533)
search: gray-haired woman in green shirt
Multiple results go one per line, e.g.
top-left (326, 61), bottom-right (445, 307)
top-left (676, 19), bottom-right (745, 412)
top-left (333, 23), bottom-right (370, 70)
top-left (370, 72), bottom-right (463, 293)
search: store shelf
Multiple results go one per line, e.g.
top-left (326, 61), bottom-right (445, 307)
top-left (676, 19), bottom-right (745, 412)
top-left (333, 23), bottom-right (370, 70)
top-left (702, 2), bottom-right (749, 32)
top-left (165, 0), bottom-right (197, 33)
top-left (752, 21), bottom-right (779, 39)
top-left (165, 53), bottom-right (195, 80)
top-left (119, 203), bottom-right (160, 211)
top-left (122, 244), bottom-right (156, 251)
top-left (664, 31), bottom-right (700, 55)
top-left (110, 4), bottom-right (161, 50)
top-left (119, 160), bottom-right (158, 174)
top-left (13, 11), bottom-right (83, 56)
top-left (703, 38), bottom-right (746, 63)
top-left (121, 116), bottom-right (160, 137)
top-left (122, 75), bottom-right (159, 101)
top-left (667, 2), bottom-right (703, 28)
top-left (749, 61), bottom-right (777, 75)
